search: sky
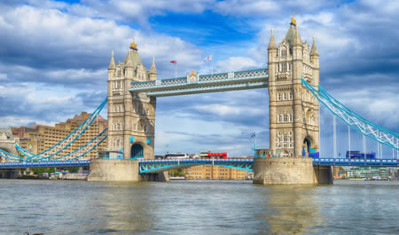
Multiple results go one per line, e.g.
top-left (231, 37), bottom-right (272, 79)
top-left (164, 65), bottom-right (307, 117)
top-left (0, 0), bottom-right (398, 157)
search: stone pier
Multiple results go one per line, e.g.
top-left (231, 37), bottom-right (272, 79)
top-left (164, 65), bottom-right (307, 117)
top-left (88, 159), bottom-right (168, 182)
top-left (0, 169), bottom-right (19, 179)
top-left (253, 157), bottom-right (333, 185)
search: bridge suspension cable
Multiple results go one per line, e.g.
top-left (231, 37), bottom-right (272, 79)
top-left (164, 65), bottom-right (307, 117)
top-left (15, 98), bottom-right (107, 161)
top-left (302, 78), bottom-right (399, 151)
top-left (0, 149), bottom-right (24, 161)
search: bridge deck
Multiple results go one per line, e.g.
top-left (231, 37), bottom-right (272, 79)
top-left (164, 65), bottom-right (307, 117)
top-left (1, 158), bottom-right (397, 171)
top-left (129, 68), bottom-right (268, 96)
top-left (0, 160), bottom-right (90, 169)
top-left (139, 158), bottom-right (399, 173)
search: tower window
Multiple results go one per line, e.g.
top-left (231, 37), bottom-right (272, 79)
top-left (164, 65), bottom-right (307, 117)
top-left (281, 63), bottom-right (287, 72)
top-left (281, 50), bottom-right (287, 57)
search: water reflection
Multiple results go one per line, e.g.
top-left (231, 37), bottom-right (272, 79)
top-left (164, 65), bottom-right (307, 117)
top-left (1, 180), bottom-right (399, 234)
top-left (83, 182), bottom-right (155, 233)
top-left (261, 185), bottom-right (324, 234)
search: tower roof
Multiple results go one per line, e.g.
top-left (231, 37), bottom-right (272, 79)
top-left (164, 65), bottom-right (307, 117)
top-left (268, 29), bottom-right (277, 50)
top-left (149, 57), bottom-right (157, 74)
top-left (124, 40), bottom-right (143, 68)
top-left (108, 50), bottom-right (115, 70)
top-left (310, 36), bottom-right (319, 56)
top-left (284, 13), bottom-right (302, 47)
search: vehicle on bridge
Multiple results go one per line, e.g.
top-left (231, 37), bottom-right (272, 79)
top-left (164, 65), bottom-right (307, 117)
top-left (164, 153), bottom-right (190, 159)
top-left (346, 151), bottom-right (376, 159)
top-left (199, 151), bottom-right (227, 159)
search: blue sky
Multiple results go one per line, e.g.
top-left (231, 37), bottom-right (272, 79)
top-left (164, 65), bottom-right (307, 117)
top-left (0, 0), bottom-right (398, 157)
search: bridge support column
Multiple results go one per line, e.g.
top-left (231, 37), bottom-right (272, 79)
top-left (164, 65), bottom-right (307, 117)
top-left (253, 157), bottom-right (332, 185)
top-left (313, 165), bottom-right (333, 184)
top-left (0, 169), bottom-right (19, 179)
top-left (88, 159), bottom-right (168, 182)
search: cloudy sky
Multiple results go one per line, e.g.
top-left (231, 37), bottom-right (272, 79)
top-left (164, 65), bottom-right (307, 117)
top-left (1, 0), bottom-right (398, 157)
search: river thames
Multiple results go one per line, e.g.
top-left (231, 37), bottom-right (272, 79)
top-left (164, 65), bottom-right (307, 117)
top-left (0, 180), bottom-right (398, 234)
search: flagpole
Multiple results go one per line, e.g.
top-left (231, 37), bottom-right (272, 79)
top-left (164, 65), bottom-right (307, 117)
top-left (175, 63), bottom-right (177, 78)
top-left (211, 59), bottom-right (214, 76)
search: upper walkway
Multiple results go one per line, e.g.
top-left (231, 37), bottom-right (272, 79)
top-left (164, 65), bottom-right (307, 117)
top-left (129, 68), bottom-right (268, 96)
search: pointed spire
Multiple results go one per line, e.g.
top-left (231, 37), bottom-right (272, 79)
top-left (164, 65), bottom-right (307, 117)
top-left (149, 56), bottom-right (157, 74)
top-left (292, 26), bottom-right (302, 47)
top-left (310, 36), bottom-right (319, 56)
top-left (125, 50), bottom-right (133, 68)
top-left (291, 12), bottom-right (297, 26)
top-left (108, 50), bottom-right (115, 70)
top-left (130, 37), bottom-right (138, 51)
top-left (268, 28), bottom-right (277, 50)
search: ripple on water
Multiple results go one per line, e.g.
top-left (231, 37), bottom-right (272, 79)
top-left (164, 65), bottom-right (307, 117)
top-left (0, 179), bottom-right (399, 234)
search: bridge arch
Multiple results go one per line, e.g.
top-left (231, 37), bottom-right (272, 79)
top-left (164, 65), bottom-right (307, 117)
top-left (303, 136), bottom-right (313, 157)
top-left (131, 143), bottom-right (144, 159)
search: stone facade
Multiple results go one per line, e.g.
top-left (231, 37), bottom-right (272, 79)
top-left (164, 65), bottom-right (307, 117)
top-left (106, 40), bottom-right (157, 160)
top-left (0, 128), bottom-right (18, 162)
top-left (253, 158), bottom-right (315, 184)
top-left (268, 15), bottom-right (320, 157)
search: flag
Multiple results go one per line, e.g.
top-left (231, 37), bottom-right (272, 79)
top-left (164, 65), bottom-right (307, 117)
top-left (205, 55), bottom-right (213, 61)
top-left (170, 60), bottom-right (177, 64)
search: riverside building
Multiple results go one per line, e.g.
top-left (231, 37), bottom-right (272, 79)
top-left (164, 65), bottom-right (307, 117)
top-left (183, 164), bottom-right (252, 180)
top-left (11, 112), bottom-right (107, 159)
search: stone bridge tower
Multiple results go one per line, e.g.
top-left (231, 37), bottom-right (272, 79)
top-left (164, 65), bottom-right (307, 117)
top-left (0, 128), bottom-right (19, 162)
top-left (106, 40), bottom-right (157, 160)
top-left (268, 15), bottom-right (320, 157)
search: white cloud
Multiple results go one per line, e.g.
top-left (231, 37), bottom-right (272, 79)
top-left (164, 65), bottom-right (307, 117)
top-left (216, 56), bottom-right (259, 72)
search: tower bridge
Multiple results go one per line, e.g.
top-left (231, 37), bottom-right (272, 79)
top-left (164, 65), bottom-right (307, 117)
top-left (1, 15), bottom-right (398, 184)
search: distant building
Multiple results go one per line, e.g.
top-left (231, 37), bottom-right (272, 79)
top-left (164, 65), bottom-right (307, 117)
top-left (346, 167), bottom-right (395, 179)
top-left (183, 164), bottom-right (252, 180)
top-left (11, 112), bottom-right (107, 159)
top-left (333, 166), bottom-right (347, 180)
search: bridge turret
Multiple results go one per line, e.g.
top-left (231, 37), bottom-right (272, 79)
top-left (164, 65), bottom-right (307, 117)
top-left (108, 50), bottom-right (116, 71)
top-left (267, 14), bottom-right (320, 158)
top-left (149, 57), bottom-right (157, 81)
top-left (310, 36), bottom-right (320, 86)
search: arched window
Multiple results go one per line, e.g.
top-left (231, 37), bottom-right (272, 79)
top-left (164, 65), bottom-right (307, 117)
top-left (281, 49), bottom-right (287, 57)
top-left (289, 92), bottom-right (293, 100)
top-left (283, 93), bottom-right (287, 100)
top-left (284, 114), bottom-right (288, 122)
top-left (277, 93), bottom-right (281, 101)
top-left (277, 115), bottom-right (280, 123)
top-left (281, 63), bottom-right (287, 72)
top-left (280, 114), bottom-right (284, 123)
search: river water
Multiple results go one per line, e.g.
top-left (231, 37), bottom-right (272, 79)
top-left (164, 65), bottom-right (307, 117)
top-left (0, 179), bottom-right (398, 234)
